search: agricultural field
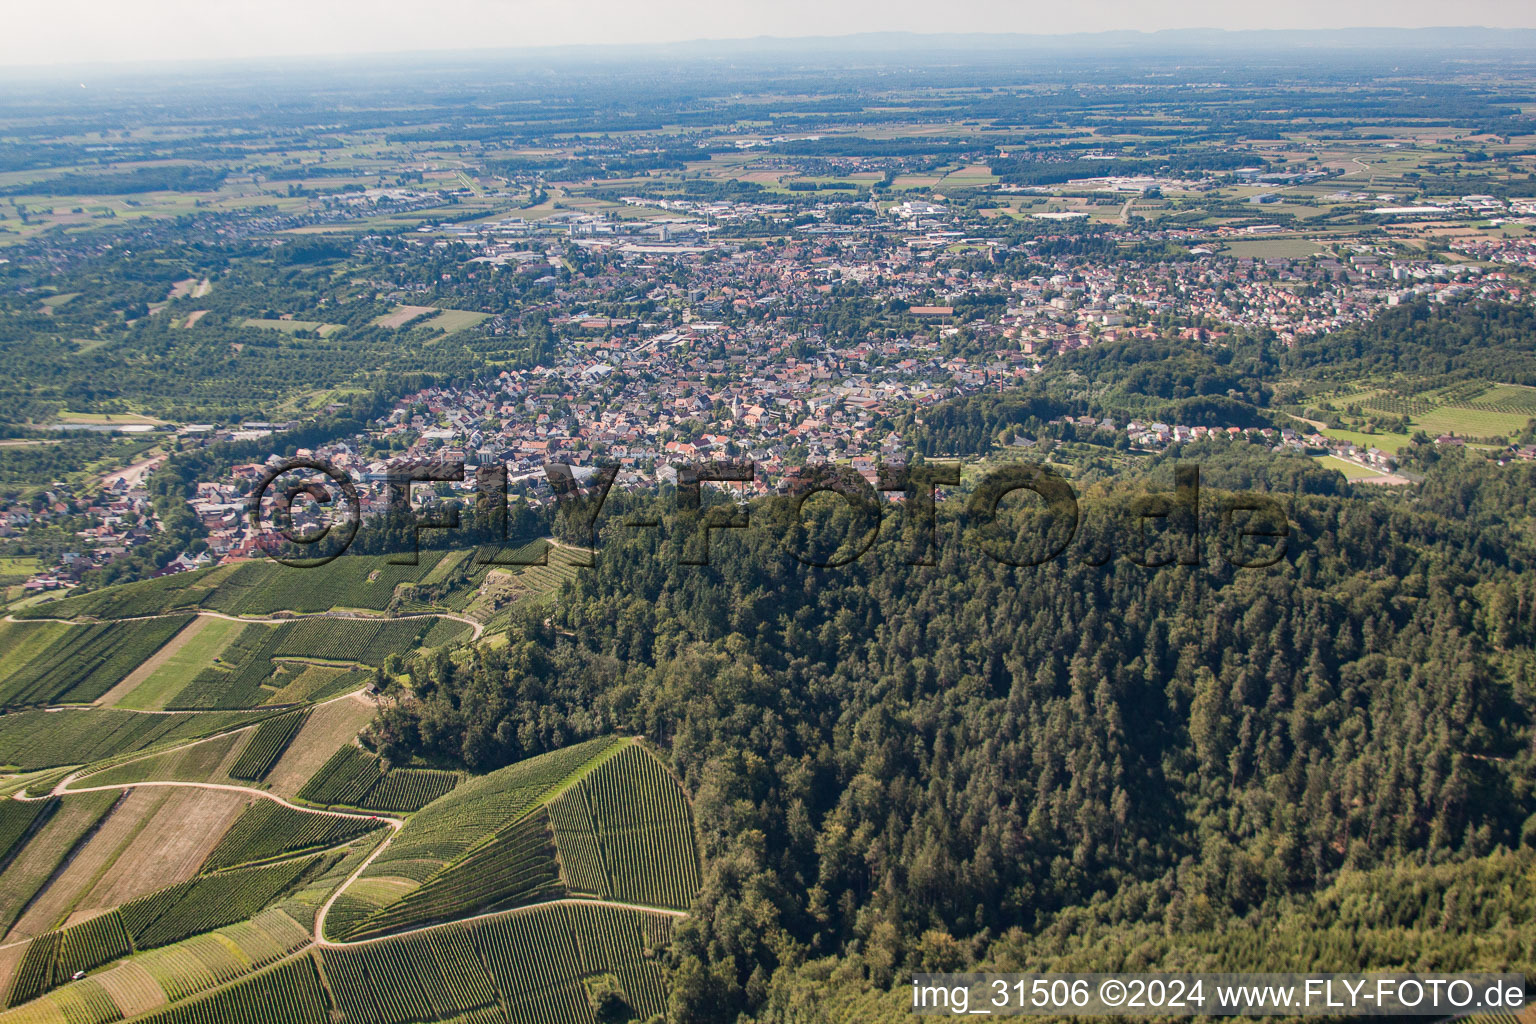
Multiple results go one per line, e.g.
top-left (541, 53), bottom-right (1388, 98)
top-left (120, 855), bottom-right (323, 951)
top-left (200, 801), bottom-right (381, 871)
top-left (319, 902), bottom-right (675, 1024)
top-left (1307, 378), bottom-right (1536, 449)
top-left (416, 309), bottom-right (492, 335)
top-left (79, 731), bottom-right (247, 788)
top-left (331, 738), bottom-right (696, 941)
top-left (239, 318), bottom-right (344, 337)
top-left (9, 566), bottom-right (236, 621)
top-left (0, 707), bottom-right (275, 771)
top-left (548, 743), bottom-right (701, 909)
top-left (1316, 454), bottom-right (1387, 480)
top-left (296, 745), bottom-right (458, 812)
top-left (62, 788), bottom-right (251, 919)
top-left (196, 556), bottom-right (451, 615)
top-left (372, 305), bottom-right (437, 329)
top-left (4, 788), bottom-right (220, 941)
top-left (227, 710), bottom-right (310, 781)
top-left (260, 697), bottom-right (379, 798)
top-left (0, 723), bottom-right (695, 1024)
top-left (0, 521), bottom-right (695, 1022)
top-left (133, 951), bottom-right (328, 1024)
top-left (0, 800), bottom-right (50, 864)
top-left (262, 664), bottom-right (369, 706)
top-left (0, 616), bottom-right (194, 707)
top-left (104, 616), bottom-right (252, 711)
top-left (14, 553), bottom-right (474, 621)
top-left (461, 542), bottom-right (584, 623)
top-left (0, 792), bottom-right (122, 940)
top-left (3, 911), bottom-right (131, 1006)
top-left (151, 615), bottom-right (465, 710)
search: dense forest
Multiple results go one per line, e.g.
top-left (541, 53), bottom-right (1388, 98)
top-left (368, 447), bottom-right (1536, 1021)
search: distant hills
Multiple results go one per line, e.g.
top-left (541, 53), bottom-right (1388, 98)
top-left (609, 26), bottom-right (1536, 55)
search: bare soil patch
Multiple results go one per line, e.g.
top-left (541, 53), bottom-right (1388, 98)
top-left (79, 788), bottom-right (248, 911)
top-left (263, 694), bottom-right (377, 799)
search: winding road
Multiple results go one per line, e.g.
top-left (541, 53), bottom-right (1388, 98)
top-left (7, 721), bottom-right (681, 960)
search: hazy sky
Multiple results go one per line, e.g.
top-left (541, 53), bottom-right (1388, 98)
top-left (6, 0), bottom-right (1535, 67)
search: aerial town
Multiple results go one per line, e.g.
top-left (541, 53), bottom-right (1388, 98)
top-left (11, 185), bottom-right (1535, 591)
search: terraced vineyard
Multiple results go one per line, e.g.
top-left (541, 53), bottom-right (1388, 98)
top-left (120, 856), bottom-right (323, 950)
top-left (461, 542), bottom-right (586, 623)
top-left (548, 743), bottom-right (701, 909)
top-left (0, 729), bottom-right (697, 1024)
top-left (3, 911), bottom-right (131, 1006)
top-left (164, 617), bottom-right (467, 710)
top-left (136, 952), bottom-right (329, 1024)
top-left (0, 538), bottom-right (697, 1024)
top-left (6, 902), bottom-right (677, 1024)
top-left (0, 791), bottom-right (121, 938)
top-left (0, 707), bottom-right (280, 771)
top-left (320, 903), bottom-right (676, 1024)
top-left (16, 555), bottom-right (455, 622)
top-left (298, 746), bottom-right (459, 813)
top-left (0, 799), bottom-right (50, 862)
top-left (330, 738), bottom-right (697, 941)
top-left (0, 616), bottom-right (193, 707)
top-left (227, 710), bottom-right (310, 781)
top-left (341, 810), bottom-right (562, 940)
top-left (199, 555), bottom-right (451, 615)
top-left (9, 566), bottom-right (234, 621)
top-left (201, 801), bottom-right (383, 871)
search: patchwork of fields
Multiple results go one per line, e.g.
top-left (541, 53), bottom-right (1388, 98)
top-left (0, 734), bottom-right (693, 1024)
top-left (328, 737), bottom-right (698, 941)
top-left (0, 541), bottom-right (688, 1024)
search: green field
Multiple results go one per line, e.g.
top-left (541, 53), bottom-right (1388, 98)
top-left (1221, 237), bottom-right (1325, 258)
top-left (239, 318), bottom-right (343, 337)
top-left (1316, 455), bottom-right (1386, 480)
top-left (0, 707), bottom-right (279, 771)
top-left (1317, 426), bottom-right (1412, 453)
top-left (0, 616), bottom-right (194, 707)
top-left (296, 745), bottom-right (458, 812)
top-left (112, 616), bottom-right (256, 711)
top-left (1413, 405), bottom-right (1534, 439)
top-left (416, 309), bottom-right (491, 335)
top-left (227, 710), bottom-right (310, 782)
top-left (54, 411), bottom-right (167, 426)
top-left (201, 802), bottom-right (381, 871)
top-left (0, 556), bottom-right (41, 582)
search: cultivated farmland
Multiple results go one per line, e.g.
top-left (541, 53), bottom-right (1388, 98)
top-left (331, 738), bottom-right (695, 941)
top-left (548, 743), bottom-right (701, 909)
top-left (0, 792), bottom-right (121, 940)
top-left (227, 710), bottom-right (311, 781)
top-left (297, 746), bottom-right (458, 812)
top-left (0, 616), bottom-right (193, 707)
top-left (120, 855), bottom-right (321, 950)
top-left (201, 801), bottom-right (381, 871)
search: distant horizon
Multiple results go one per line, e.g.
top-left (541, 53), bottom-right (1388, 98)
top-left (7, 10), bottom-right (1536, 72)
